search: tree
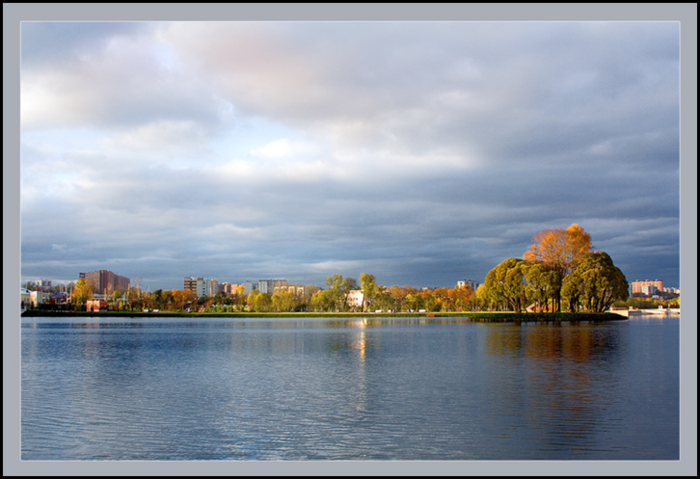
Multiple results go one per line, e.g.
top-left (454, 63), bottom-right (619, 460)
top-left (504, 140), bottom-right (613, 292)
top-left (111, 290), bottom-right (123, 310)
top-left (523, 223), bottom-right (593, 311)
top-left (472, 284), bottom-right (489, 311)
top-left (359, 273), bottom-right (382, 311)
top-left (431, 287), bottom-right (450, 311)
top-left (272, 289), bottom-right (295, 312)
top-left (483, 258), bottom-right (528, 312)
top-left (404, 290), bottom-right (424, 312)
top-left (300, 284), bottom-right (320, 312)
top-left (160, 289), bottom-right (174, 310)
top-left (72, 278), bottom-right (94, 307)
top-left (172, 289), bottom-right (195, 311)
top-left (124, 286), bottom-right (143, 312)
top-left (230, 285), bottom-right (246, 311)
top-left (325, 275), bottom-right (358, 311)
top-left (388, 285), bottom-right (411, 312)
top-left (524, 223), bottom-right (592, 273)
top-left (451, 285), bottom-right (473, 312)
top-left (561, 252), bottom-right (628, 312)
top-left (523, 263), bottom-right (558, 312)
top-left (310, 289), bottom-right (335, 312)
top-left (247, 290), bottom-right (271, 312)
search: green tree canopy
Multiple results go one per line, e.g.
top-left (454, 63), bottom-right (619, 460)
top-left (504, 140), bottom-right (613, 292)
top-left (561, 251), bottom-right (628, 312)
top-left (523, 263), bottom-right (559, 312)
top-left (483, 258), bottom-right (527, 312)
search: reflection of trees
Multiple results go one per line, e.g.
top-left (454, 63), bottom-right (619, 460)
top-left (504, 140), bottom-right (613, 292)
top-left (484, 322), bottom-right (618, 362)
top-left (483, 322), bottom-right (626, 456)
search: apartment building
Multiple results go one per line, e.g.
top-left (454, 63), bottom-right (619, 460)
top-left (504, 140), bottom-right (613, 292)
top-left (631, 279), bottom-right (663, 295)
top-left (184, 277), bottom-right (201, 292)
top-left (219, 282), bottom-right (241, 295)
top-left (79, 270), bottom-right (131, 294)
top-left (184, 277), bottom-right (219, 297)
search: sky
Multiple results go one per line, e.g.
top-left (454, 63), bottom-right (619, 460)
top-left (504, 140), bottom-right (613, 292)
top-left (19, 20), bottom-right (681, 291)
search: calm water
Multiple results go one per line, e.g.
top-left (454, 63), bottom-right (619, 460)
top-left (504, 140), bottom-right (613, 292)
top-left (21, 316), bottom-right (679, 461)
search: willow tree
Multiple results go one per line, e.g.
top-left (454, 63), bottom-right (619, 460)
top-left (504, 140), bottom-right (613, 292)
top-left (483, 258), bottom-right (528, 312)
top-left (523, 223), bottom-right (593, 311)
top-left (562, 252), bottom-right (628, 312)
top-left (523, 263), bottom-right (559, 312)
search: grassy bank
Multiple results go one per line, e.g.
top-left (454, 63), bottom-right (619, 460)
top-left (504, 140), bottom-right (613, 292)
top-left (21, 310), bottom-right (627, 322)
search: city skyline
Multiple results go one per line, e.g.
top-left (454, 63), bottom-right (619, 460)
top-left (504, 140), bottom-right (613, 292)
top-left (22, 268), bottom-right (681, 296)
top-left (19, 20), bottom-right (681, 291)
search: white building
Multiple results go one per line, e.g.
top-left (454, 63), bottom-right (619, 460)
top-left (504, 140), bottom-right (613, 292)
top-left (347, 290), bottom-right (364, 309)
top-left (241, 281), bottom-right (256, 295)
top-left (29, 291), bottom-right (52, 308)
top-left (21, 288), bottom-right (31, 308)
top-left (457, 279), bottom-right (480, 290)
top-left (196, 278), bottom-right (218, 297)
top-left (258, 280), bottom-right (271, 294)
top-left (641, 284), bottom-right (658, 296)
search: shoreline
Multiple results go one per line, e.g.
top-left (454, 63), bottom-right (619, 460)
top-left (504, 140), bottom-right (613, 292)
top-left (21, 310), bottom-right (628, 322)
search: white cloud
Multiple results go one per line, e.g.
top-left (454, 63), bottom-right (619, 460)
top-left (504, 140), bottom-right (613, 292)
top-left (97, 120), bottom-right (213, 156)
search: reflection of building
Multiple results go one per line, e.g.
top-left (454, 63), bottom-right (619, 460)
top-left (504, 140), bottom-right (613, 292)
top-left (631, 280), bottom-right (663, 295)
top-left (80, 270), bottom-right (131, 294)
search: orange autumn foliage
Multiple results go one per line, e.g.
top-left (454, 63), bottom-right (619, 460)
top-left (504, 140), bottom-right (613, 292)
top-left (524, 224), bottom-right (593, 276)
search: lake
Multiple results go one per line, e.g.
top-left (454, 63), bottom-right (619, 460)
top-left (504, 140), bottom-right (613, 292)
top-left (21, 315), bottom-right (679, 461)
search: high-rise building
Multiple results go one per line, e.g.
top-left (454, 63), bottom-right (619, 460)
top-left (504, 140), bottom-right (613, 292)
top-left (631, 280), bottom-right (663, 295)
top-left (272, 280), bottom-right (289, 292)
top-left (184, 277), bottom-right (201, 292)
top-left (641, 285), bottom-right (658, 296)
top-left (184, 277), bottom-right (218, 297)
top-left (258, 279), bottom-right (289, 294)
top-left (219, 283), bottom-right (241, 295)
top-left (241, 281), bottom-right (256, 295)
top-left (257, 280), bottom-right (274, 294)
top-left (79, 270), bottom-right (131, 294)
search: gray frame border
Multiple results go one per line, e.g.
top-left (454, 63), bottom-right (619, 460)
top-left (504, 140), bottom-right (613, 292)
top-left (4, 3), bottom-right (697, 476)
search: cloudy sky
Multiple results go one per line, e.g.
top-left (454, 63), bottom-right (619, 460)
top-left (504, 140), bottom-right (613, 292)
top-left (19, 20), bottom-right (681, 290)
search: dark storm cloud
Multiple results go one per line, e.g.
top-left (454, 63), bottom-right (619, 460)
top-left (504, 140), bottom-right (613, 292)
top-left (20, 21), bottom-right (681, 289)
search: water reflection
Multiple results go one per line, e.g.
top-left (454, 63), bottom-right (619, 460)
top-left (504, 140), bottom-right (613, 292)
top-left (22, 316), bottom-right (676, 460)
top-left (484, 322), bottom-right (625, 362)
top-left (482, 322), bottom-right (631, 458)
